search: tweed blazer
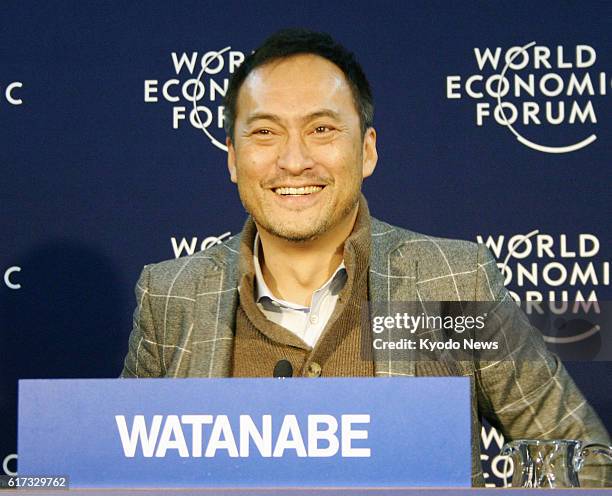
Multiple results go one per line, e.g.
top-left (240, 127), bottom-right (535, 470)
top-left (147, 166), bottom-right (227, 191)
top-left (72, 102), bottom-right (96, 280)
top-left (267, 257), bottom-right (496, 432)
top-left (121, 216), bottom-right (610, 486)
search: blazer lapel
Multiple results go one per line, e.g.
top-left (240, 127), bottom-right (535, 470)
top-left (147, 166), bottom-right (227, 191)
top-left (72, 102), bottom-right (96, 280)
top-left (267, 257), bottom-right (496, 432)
top-left (369, 221), bottom-right (419, 377)
top-left (368, 221), bottom-right (465, 378)
top-left (187, 236), bottom-right (240, 377)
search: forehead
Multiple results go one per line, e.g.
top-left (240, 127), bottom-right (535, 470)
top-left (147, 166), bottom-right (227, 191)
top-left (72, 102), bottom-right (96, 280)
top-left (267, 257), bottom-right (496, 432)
top-left (236, 54), bottom-right (358, 120)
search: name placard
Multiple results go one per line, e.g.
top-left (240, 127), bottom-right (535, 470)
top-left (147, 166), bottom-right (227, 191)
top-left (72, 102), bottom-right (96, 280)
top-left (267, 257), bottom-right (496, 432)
top-left (18, 378), bottom-right (470, 488)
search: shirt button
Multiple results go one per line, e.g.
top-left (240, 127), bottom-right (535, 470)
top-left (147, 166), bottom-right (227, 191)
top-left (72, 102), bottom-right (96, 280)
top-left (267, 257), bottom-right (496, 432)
top-left (306, 362), bottom-right (322, 377)
top-left (309, 314), bottom-right (319, 325)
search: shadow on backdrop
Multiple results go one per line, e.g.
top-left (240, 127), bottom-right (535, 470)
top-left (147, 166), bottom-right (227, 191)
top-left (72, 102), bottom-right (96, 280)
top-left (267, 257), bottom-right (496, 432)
top-left (0, 240), bottom-right (128, 473)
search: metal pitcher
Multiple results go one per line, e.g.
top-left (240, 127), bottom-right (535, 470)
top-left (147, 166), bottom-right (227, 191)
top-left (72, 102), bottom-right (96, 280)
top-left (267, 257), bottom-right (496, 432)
top-left (501, 439), bottom-right (612, 487)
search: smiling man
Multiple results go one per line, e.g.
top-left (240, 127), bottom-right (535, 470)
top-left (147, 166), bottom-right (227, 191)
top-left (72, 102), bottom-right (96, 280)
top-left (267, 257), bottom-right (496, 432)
top-left (226, 51), bottom-right (376, 314)
top-left (121, 29), bottom-right (610, 486)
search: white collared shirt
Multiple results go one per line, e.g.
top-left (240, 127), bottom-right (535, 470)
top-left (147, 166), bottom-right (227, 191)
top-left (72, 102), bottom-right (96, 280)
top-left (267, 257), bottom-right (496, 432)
top-left (253, 233), bottom-right (347, 348)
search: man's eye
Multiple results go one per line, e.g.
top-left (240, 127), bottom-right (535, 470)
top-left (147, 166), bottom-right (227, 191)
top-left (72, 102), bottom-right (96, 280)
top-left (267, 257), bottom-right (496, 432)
top-left (255, 129), bottom-right (271, 135)
top-left (314, 126), bottom-right (332, 133)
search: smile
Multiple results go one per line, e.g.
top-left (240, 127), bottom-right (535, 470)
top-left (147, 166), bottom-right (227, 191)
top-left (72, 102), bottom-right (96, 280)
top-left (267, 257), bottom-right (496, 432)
top-left (273, 186), bottom-right (324, 196)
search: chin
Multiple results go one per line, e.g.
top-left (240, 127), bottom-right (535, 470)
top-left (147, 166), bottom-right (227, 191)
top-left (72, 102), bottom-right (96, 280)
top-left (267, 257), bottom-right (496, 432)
top-left (255, 215), bottom-right (323, 240)
top-left (268, 225), bottom-right (323, 242)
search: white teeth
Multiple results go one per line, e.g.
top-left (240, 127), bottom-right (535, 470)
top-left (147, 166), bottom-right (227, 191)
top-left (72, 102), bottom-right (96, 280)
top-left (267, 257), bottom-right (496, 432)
top-left (274, 186), bottom-right (323, 195)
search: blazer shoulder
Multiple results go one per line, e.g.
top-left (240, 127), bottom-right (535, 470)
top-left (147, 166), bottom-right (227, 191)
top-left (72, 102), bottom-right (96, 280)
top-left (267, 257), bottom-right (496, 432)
top-left (372, 219), bottom-right (495, 277)
top-left (140, 232), bottom-right (242, 295)
top-left (371, 217), bottom-right (485, 267)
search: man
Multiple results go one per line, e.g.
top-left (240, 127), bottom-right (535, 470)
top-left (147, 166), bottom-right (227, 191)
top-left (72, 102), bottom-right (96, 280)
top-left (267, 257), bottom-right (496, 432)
top-left (121, 29), bottom-right (610, 486)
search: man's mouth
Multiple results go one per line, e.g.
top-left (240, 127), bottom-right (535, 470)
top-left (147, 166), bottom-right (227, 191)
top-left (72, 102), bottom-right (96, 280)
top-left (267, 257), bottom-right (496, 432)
top-left (272, 186), bottom-right (324, 196)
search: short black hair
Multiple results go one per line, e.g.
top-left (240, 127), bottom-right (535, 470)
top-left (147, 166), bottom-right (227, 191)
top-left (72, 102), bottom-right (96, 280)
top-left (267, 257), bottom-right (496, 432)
top-left (223, 28), bottom-right (374, 140)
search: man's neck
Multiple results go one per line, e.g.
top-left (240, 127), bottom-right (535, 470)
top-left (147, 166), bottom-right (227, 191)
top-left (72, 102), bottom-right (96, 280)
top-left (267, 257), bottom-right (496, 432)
top-left (256, 207), bottom-right (358, 307)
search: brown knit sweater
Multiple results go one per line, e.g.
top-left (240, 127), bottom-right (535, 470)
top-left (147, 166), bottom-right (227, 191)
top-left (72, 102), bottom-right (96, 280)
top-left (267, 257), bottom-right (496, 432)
top-left (232, 198), bottom-right (374, 378)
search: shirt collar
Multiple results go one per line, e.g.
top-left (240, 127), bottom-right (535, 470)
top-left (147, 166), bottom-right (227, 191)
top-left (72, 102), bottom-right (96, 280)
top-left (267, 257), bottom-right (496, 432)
top-left (253, 231), bottom-right (346, 310)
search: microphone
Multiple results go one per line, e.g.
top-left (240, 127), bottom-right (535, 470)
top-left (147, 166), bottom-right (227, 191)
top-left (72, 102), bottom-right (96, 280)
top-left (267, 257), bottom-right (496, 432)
top-left (273, 359), bottom-right (293, 378)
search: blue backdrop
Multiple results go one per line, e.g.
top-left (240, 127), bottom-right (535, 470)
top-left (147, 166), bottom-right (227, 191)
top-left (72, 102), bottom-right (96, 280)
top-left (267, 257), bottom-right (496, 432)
top-left (1, 0), bottom-right (610, 487)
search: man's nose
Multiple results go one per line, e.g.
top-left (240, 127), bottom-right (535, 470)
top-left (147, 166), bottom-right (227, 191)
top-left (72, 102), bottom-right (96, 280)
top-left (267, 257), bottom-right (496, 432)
top-left (276, 133), bottom-right (315, 174)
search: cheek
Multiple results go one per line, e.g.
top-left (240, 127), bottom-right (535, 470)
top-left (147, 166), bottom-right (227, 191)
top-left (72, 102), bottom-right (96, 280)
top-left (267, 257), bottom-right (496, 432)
top-left (312, 143), bottom-right (361, 177)
top-left (237, 148), bottom-right (278, 180)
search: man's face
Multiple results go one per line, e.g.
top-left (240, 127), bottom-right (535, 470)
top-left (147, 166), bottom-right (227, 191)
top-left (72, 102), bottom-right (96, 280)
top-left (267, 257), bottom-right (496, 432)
top-left (227, 54), bottom-right (377, 242)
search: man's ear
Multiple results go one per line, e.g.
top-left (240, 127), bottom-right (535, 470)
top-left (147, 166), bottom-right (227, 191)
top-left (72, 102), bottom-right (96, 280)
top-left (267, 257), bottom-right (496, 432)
top-left (226, 137), bottom-right (238, 183)
top-left (361, 127), bottom-right (378, 178)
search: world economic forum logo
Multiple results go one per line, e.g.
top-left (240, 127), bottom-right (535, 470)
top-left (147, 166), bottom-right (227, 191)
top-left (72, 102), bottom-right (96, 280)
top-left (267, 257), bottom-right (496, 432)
top-left (477, 230), bottom-right (608, 350)
top-left (144, 47), bottom-right (245, 151)
top-left (447, 42), bottom-right (609, 154)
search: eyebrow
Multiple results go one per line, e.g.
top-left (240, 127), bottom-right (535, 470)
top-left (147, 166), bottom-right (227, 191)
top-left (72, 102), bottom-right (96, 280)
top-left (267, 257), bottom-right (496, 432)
top-left (245, 109), bottom-right (342, 126)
